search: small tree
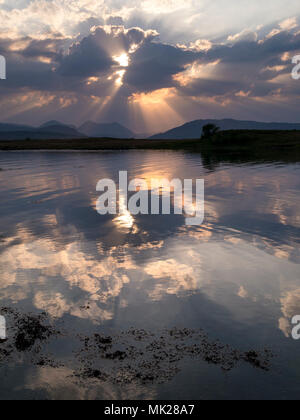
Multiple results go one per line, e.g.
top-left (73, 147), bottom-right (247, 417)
top-left (201, 124), bottom-right (220, 139)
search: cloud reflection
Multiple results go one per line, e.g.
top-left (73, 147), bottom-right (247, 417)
top-left (0, 151), bottom-right (299, 341)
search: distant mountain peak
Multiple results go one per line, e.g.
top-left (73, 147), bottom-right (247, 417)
top-left (79, 121), bottom-right (135, 138)
top-left (40, 120), bottom-right (67, 128)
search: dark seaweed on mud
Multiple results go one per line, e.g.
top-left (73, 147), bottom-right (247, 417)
top-left (0, 308), bottom-right (59, 364)
top-left (0, 309), bottom-right (274, 386)
top-left (74, 327), bottom-right (273, 385)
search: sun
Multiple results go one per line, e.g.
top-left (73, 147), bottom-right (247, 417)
top-left (115, 69), bottom-right (126, 86)
top-left (111, 53), bottom-right (130, 86)
top-left (113, 53), bottom-right (129, 67)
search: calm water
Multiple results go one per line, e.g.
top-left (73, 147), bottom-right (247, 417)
top-left (0, 150), bottom-right (299, 400)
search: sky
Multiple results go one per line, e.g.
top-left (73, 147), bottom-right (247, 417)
top-left (0, 0), bottom-right (300, 133)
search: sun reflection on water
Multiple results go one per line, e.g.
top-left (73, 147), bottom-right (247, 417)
top-left (113, 191), bottom-right (135, 231)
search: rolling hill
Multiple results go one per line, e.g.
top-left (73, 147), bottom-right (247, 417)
top-left (150, 119), bottom-right (300, 139)
top-left (0, 121), bottom-right (85, 140)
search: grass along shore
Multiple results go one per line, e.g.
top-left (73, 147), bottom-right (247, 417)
top-left (0, 130), bottom-right (299, 156)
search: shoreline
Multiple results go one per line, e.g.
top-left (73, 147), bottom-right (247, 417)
top-left (0, 138), bottom-right (200, 151)
top-left (0, 130), bottom-right (300, 153)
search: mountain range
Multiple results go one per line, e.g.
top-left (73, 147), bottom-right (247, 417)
top-left (0, 121), bottom-right (84, 140)
top-left (0, 120), bottom-right (134, 140)
top-left (0, 118), bottom-right (300, 140)
top-left (150, 119), bottom-right (300, 139)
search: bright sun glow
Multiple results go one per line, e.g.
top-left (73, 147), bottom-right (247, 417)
top-left (113, 192), bottom-right (135, 231)
top-left (115, 69), bottom-right (126, 86)
top-left (128, 88), bottom-right (185, 132)
top-left (114, 53), bottom-right (129, 67)
top-left (112, 53), bottom-right (129, 86)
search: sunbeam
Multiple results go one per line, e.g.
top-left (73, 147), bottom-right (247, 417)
top-left (128, 88), bottom-right (185, 133)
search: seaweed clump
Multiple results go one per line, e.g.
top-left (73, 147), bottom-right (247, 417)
top-left (74, 327), bottom-right (274, 385)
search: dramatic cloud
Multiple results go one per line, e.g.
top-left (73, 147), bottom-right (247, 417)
top-left (0, 1), bottom-right (300, 132)
top-left (124, 41), bottom-right (201, 92)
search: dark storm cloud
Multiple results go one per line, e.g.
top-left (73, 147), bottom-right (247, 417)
top-left (57, 26), bottom-right (156, 77)
top-left (6, 59), bottom-right (58, 91)
top-left (2, 25), bottom-right (299, 97)
top-left (206, 31), bottom-right (300, 64)
top-left (124, 41), bottom-right (202, 92)
top-left (171, 30), bottom-right (300, 100)
top-left (0, 26), bottom-right (156, 91)
top-left (21, 38), bottom-right (64, 60)
top-left (57, 34), bottom-right (114, 77)
top-left (1, 22), bottom-right (300, 128)
top-left (178, 78), bottom-right (244, 97)
top-left (0, 37), bottom-right (63, 91)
